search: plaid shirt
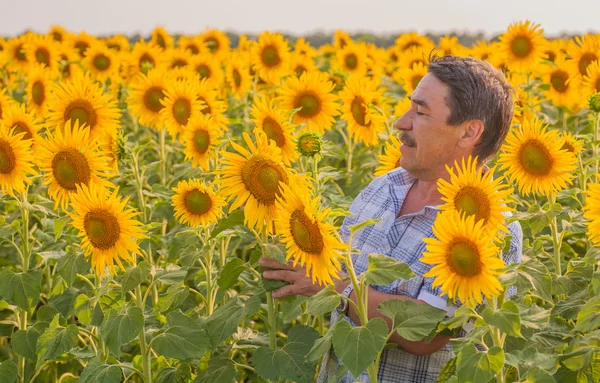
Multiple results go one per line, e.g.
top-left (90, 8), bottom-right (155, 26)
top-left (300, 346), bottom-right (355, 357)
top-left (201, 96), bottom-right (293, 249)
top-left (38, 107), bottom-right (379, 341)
top-left (317, 167), bottom-right (523, 383)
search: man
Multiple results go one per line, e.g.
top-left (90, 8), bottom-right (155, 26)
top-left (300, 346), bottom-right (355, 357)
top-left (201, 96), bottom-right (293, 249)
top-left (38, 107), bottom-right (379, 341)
top-left (259, 55), bottom-right (523, 382)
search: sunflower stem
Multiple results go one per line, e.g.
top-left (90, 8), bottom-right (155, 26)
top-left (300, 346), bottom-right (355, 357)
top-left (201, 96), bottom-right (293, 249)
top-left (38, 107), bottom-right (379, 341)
top-left (261, 229), bottom-right (278, 350)
top-left (136, 285), bottom-right (152, 383)
top-left (159, 128), bottom-right (168, 186)
top-left (549, 195), bottom-right (563, 275)
top-left (17, 192), bottom-right (30, 383)
top-left (490, 296), bottom-right (506, 383)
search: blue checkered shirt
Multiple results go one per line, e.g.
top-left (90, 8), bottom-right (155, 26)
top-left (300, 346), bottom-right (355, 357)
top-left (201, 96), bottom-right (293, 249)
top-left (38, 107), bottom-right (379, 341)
top-left (317, 167), bottom-right (523, 383)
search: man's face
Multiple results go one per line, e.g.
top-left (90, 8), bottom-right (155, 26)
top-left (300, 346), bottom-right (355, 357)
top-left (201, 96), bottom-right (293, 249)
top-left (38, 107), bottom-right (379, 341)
top-left (394, 73), bottom-right (465, 181)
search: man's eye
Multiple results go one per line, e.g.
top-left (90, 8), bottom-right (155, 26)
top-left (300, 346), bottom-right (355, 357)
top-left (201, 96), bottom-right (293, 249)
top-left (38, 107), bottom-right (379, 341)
top-left (416, 110), bottom-right (425, 116)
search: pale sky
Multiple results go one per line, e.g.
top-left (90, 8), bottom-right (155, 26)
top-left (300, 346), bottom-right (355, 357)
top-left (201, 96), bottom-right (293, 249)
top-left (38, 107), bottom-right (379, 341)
top-left (1, 0), bottom-right (598, 38)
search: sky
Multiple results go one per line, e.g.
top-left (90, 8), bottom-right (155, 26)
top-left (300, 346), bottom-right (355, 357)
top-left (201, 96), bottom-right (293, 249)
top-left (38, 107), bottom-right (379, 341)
top-left (1, 0), bottom-right (598, 38)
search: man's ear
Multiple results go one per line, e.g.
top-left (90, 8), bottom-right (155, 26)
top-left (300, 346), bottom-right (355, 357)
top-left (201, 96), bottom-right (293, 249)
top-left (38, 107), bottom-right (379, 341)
top-left (459, 119), bottom-right (484, 147)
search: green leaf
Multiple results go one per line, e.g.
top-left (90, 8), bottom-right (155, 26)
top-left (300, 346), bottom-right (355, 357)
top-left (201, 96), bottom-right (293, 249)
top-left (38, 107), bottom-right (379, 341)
top-left (574, 296), bottom-right (600, 333)
top-left (155, 366), bottom-right (191, 383)
top-left (526, 368), bottom-right (556, 383)
top-left (306, 286), bottom-right (340, 317)
top-left (253, 326), bottom-right (319, 383)
top-left (78, 358), bottom-right (122, 383)
top-left (306, 328), bottom-right (334, 363)
top-left (204, 298), bottom-right (246, 349)
top-left (436, 357), bottom-right (457, 383)
top-left (37, 251), bottom-right (66, 262)
top-left (217, 258), bottom-right (246, 290)
top-left (36, 314), bottom-right (78, 369)
top-left (156, 285), bottom-right (189, 313)
top-left (561, 347), bottom-right (595, 371)
top-left (11, 327), bottom-right (41, 360)
top-left (332, 318), bottom-right (388, 378)
top-left (74, 294), bottom-right (93, 327)
top-left (152, 310), bottom-right (211, 360)
top-left (263, 243), bottom-right (287, 263)
top-left (349, 218), bottom-right (381, 235)
top-left (56, 251), bottom-right (90, 286)
top-left (456, 344), bottom-right (504, 383)
top-left (378, 299), bottom-right (446, 341)
top-left (210, 210), bottom-right (245, 238)
top-left (101, 306), bottom-right (144, 355)
top-left (482, 300), bottom-right (521, 337)
top-left (0, 360), bottom-right (17, 383)
top-left (0, 269), bottom-right (41, 312)
top-left (156, 267), bottom-right (187, 285)
top-left (194, 357), bottom-right (236, 383)
top-left (53, 216), bottom-right (70, 241)
top-left (121, 261), bottom-right (151, 295)
top-left (363, 254), bottom-right (414, 285)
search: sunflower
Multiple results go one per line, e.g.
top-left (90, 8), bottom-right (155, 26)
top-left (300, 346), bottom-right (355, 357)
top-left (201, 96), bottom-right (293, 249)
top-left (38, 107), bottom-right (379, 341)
top-left (566, 34), bottom-right (600, 78)
top-left (438, 36), bottom-right (467, 57)
top-left (584, 182), bottom-right (600, 246)
top-left (394, 32), bottom-right (434, 53)
top-left (159, 77), bottom-right (205, 138)
top-left (5, 35), bottom-right (30, 72)
top-left (539, 56), bottom-right (582, 111)
top-left (190, 53), bottom-right (224, 89)
top-left (437, 156), bottom-right (512, 237)
top-left (105, 35), bottom-right (130, 53)
top-left (0, 102), bottom-right (42, 150)
top-left (216, 130), bottom-right (291, 234)
top-left (559, 131), bottom-right (584, 156)
top-left (182, 114), bottom-right (222, 170)
top-left (294, 37), bottom-right (317, 58)
top-left (26, 64), bottom-right (55, 119)
top-left (374, 135), bottom-right (402, 177)
top-left (290, 52), bottom-right (317, 78)
top-left (393, 98), bottom-right (411, 119)
top-left (279, 71), bottom-right (339, 134)
top-left (125, 40), bottom-right (165, 79)
top-left (275, 179), bottom-right (345, 286)
top-left (24, 34), bottom-right (61, 73)
top-left (68, 183), bottom-right (144, 276)
top-left (177, 36), bottom-right (206, 56)
top-left (165, 66), bottom-right (196, 83)
top-left (172, 179), bottom-right (225, 228)
top-left (251, 97), bottom-right (298, 165)
top-left (339, 75), bottom-right (386, 147)
top-left (46, 72), bottom-right (122, 139)
top-left (200, 29), bottom-right (230, 60)
top-left (543, 39), bottom-right (568, 63)
top-left (151, 26), bottom-right (174, 50)
top-left (583, 60), bottom-right (600, 96)
top-left (0, 125), bottom-right (37, 197)
top-left (226, 55), bottom-right (252, 99)
top-left (57, 47), bottom-right (83, 81)
top-left (394, 62), bottom-right (428, 94)
top-left (236, 35), bottom-right (254, 53)
top-left (39, 120), bottom-right (114, 210)
top-left (499, 20), bottom-right (547, 73)
top-left (512, 87), bottom-right (541, 126)
top-left (127, 67), bottom-right (168, 129)
top-left (83, 41), bottom-right (121, 82)
top-left (498, 117), bottom-right (577, 197)
top-left (196, 78), bottom-right (229, 131)
top-left (397, 47), bottom-right (429, 71)
top-left (48, 25), bottom-right (67, 42)
top-left (251, 32), bottom-right (291, 84)
top-left (0, 88), bottom-right (12, 120)
top-left (332, 30), bottom-right (352, 49)
top-left (420, 210), bottom-right (505, 306)
top-left (98, 133), bottom-right (121, 174)
top-left (167, 47), bottom-right (193, 69)
top-left (333, 42), bottom-right (370, 75)
top-left (68, 32), bottom-right (97, 58)
top-left (469, 41), bottom-right (494, 62)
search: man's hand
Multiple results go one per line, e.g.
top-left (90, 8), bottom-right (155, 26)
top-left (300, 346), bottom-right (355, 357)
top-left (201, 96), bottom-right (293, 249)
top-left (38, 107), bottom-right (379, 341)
top-left (259, 257), bottom-right (323, 298)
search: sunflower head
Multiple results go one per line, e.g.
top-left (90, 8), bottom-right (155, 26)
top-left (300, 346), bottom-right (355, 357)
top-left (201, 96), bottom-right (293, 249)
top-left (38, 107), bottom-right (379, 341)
top-left (0, 125), bottom-right (38, 197)
top-left (374, 135), bottom-right (402, 177)
top-left (296, 132), bottom-right (323, 157)
top-left (182, 114), bottom-right (222, 170)
top-left (589, 93), bottom-right (600, 113)
top-left (172, 179), bottom-right (225, 228)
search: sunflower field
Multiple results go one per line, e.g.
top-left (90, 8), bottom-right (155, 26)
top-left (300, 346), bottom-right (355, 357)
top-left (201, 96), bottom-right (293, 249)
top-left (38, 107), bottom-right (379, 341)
top-left (1, 21), bottom-right (600, 383)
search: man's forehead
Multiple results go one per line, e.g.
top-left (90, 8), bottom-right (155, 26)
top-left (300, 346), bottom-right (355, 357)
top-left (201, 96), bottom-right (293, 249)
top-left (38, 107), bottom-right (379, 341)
top-left (411, 74), bottom-right (448, 106)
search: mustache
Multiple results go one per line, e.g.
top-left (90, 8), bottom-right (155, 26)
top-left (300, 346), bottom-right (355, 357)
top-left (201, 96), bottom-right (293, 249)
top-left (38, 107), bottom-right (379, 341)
top-left (399, 133), bottom-right (415, 147)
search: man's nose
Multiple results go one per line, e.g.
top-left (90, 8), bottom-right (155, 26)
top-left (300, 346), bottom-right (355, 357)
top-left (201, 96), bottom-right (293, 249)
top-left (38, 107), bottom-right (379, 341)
top-left (394, 111), bottom-right (413, 131)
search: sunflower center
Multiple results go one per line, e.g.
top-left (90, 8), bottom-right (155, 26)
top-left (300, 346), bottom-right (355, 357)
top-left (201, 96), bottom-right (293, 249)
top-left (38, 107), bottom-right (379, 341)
top-left (143, 86), bottom-right (166, 113)
top-left (75, 42), bottom-right (89, 57)
top-left (446, 239), bottom-right (481, 277)
top-left (550, 70), bottom-right (569, 93)
top-left (560, 141), bottom-right (575, 153)
top-left (295, 92), bottom-right (321, 118)
top-left (64, 100), bottom-right (98, 129)
top-left (93, 54), bottom-right (111, 71)
top-left (206, 38), bottom-right (219, 53)
top-left (295, 65), bottom-right (307, 77)
top-left (156, 34), bottom-right (166, 49)
top-left (186, 44), bottom-right (199, 55)
top-left (579, 53), bottom-right (597, 76)
top-left (290, 209), bottom-right (324, 254)
top-left (193, 129), bottom-right (210, 154)
top-left (412, 75), bottom-right (423, 90)
top-left (196, 64), bottom-right (211, 79)
top-left (345, 53), bottom-right (358, 70)
top-left (52, 148), bottom-right (91, 191)
top-left (52, 32), bottom-right (63, 42)
top-left (232, 69), bottom-right (242, 87)
top-left (198, 96), bottom-right (212, 115)
top-left (139, 53), bottom-right (155, 70)
top-left (184, 189), bottom-right (213, 215)
top-left (510, 36), bottom-right (532, 58)
top-left (403, 42), bottom-right (420, 51)
top-left (13, 122), bottom-right (33, 141)
top-left (596, 79), bottom-right (600, 92)
top-left (453, 186), bottom-right (491, 223)
top-left (172, 59), bottom-right (188, 68)
top-left (15, 44), bottom-right (26, 61)
top-left (35, 48), bottom-right (50, 65)
top-left (107, 43), bottom-right (121, 51)
top-left (32, 81), bottom-right (45, 106)
top-left (519, 140), bottom-right (554, 176)
top-left (84, 209), bottom-right (121, 250)
top-left (262, 117), bottom-right (285, 147)
top-left (241, 155), bottom-right (288, 204)
top-left (351, 96), bottom-right (368, 126)
top-left (0, 140), bottom-right (16, 174)
top-left (172, 98), bottom-right (192, 125)
top-left (545, 50), bottom-right (556, 62)
top-left (261, 45), bottom-right (280, 67)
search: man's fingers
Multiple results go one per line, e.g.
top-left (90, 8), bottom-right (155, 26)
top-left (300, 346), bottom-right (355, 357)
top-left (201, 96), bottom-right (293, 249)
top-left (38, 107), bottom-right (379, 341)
top-left (258, 257), bottom-right (294, 270)
top-left (263, 270), bottom-right (299, 283)
top-left (272, 284), bottom-right (300, 299)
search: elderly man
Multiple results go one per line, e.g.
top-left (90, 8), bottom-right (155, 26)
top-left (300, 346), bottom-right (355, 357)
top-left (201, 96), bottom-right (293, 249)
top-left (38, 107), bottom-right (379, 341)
top-left (259, 55), bottom-right (523, 383)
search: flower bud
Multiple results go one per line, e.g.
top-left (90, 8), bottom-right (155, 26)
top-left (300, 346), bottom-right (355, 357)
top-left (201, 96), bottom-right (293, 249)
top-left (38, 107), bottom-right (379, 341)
top-left (296, 132), bottom-right (322, 157)
top-left (589, 93), bottom-right (600, 113)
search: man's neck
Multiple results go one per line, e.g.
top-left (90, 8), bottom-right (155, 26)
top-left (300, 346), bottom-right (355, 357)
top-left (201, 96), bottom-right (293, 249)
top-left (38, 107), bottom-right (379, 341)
top-left (398, 178), bottom-right (444, 217)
